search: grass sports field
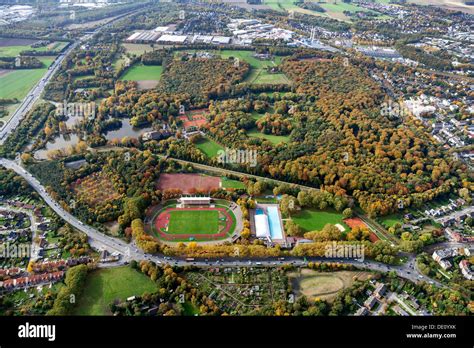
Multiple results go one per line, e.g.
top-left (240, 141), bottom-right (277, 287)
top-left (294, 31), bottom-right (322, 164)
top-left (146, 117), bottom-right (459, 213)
top-left (150, 200), bottom-right (237, 242)
top-left (120, 64), bottom-right (163, 81)
top-left (195, 137), bottom-right (223, 158)
top-left (292, 208), bottom-right (348, 232)
top-left (73, 267), bottom-right (157, 315)
top-left (168, 210), bottom-right (219, 234)
top-left (0, 57), bottom-right (54, 100)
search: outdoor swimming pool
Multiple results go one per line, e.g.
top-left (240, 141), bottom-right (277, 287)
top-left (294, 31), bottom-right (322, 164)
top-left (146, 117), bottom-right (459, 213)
top-left (267, 206), bottom-right (283, 239)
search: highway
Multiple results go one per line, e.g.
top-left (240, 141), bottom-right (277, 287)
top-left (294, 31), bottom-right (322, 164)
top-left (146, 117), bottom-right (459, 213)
top-left (0, 42), bottom-right (78, 145)
top-left (0, 7), bottom-right (464, 289)
top-left (0, 157), bottom-right (452, 289)
top-left (0, 7), bottom-right (148, 145)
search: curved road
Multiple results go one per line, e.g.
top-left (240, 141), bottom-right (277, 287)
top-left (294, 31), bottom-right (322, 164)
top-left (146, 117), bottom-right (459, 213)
top-left (0, 158), bottom-right (452, 288)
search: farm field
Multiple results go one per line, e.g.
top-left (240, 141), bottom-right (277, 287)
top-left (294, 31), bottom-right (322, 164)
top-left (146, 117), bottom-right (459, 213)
top-left (247, 128), bottom-right (290, 145)
top-left (0, 57), bottom-right (54, 101)
top-left (289, 269), bottom-right (373, 302)
top-left (73, 267), bottom-right (157, 315)
top-left (194, 137), bottom-right (223, 158)
top-left (263, 0), bottom-right (384, 21)
top-left (168, 210), bottom-right (219, 234)
top-left (292, 208), bottom-right (349, 232)
top-left (406, 0), bottom-right (474, 14)
top-left (119, 64), bottom-right (163, 81)
top-left (0, 41), bottom-right (67, 57)
top-left (123, 43), bottom-right (157, 56)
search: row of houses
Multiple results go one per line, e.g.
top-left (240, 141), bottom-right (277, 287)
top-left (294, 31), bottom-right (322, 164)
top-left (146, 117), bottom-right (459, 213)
top-left (31, 257), bottom-right (92, 273)
top-left (0, 271), bottom-right (64, 292)
top-left (0, 267), bottom-right (22, 278)
top-left (424, 198), bottom-right (466, 219)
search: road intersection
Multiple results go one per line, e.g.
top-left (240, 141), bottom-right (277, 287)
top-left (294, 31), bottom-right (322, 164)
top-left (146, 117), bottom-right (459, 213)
top-left (0, 157), bottom-right (453, 289)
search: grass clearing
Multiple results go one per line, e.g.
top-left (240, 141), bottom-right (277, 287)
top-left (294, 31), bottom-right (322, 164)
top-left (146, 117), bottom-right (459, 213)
top-left (378, 213), bottom-right (404, 228)
top-left (119, 64), bottom-right (163, 81)
top-left (247, 128), bottom-right (290, 145)
top-left (221, 177), bottom-right (245, 189)
top-left (73, 267), bottom-right (157, 315)
top-left (168, 210), bottom-right (219, 235)
top-left (292, 208), bottom-right (348, 232)
top-left (194, 137), bottom-right (224, 158)
top-left (123, 43), bottom-right (156, 56)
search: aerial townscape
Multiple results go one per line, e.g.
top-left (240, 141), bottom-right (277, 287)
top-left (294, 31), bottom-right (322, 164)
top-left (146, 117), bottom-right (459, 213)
top-left (0, 0), bottom-right (472, 336)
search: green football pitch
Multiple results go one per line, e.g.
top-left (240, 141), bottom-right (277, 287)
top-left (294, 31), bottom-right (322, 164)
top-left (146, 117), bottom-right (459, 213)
top-left (167, 210), bottom-right (219, 234)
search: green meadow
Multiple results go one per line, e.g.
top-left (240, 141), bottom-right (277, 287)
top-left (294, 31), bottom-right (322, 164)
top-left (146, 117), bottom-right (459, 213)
top-left (120, 64), bottom-right (163, 81)
top-left (0, 57), bottom-right (54, 100)
top-left (73, 267), bottom-right (157, 315)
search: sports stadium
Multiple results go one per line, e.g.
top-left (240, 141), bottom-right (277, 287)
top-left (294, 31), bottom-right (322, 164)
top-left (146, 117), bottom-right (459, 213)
top-left (147, 196), bottom-right (242, 243)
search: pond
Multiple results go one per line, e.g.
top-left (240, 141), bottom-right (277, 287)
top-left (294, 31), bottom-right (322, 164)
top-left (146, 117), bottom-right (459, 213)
top-left (34, 133), bottom-right (81, 160)
top-left (103, 119), bottom-right (153, 140)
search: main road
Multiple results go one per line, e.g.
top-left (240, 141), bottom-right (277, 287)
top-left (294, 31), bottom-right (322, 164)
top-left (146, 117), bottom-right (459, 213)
top-left (0, 7), bottom-right (150, 145)
top-left (0, 42), bottom-right (78, 145)
top-left (0, 157), bottom-right (451, 288)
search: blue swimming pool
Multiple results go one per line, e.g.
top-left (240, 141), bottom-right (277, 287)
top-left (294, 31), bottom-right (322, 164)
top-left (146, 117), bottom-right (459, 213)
top-left (255, 208), bottom-right (264, 215)
top-left (267, 206), bottom-right (283, 239)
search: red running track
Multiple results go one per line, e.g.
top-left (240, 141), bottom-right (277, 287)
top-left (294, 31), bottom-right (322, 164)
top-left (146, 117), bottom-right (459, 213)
top-left (154, 207), bottom-right (233, 241)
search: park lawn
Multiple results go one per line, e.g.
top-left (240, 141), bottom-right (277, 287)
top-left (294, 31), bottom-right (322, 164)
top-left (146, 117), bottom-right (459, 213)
top-left (73, 267), bottom-right (157, 315)
top-left (180, 49), bottom-right (289, 85)
top-left (379, 213), bottom-right (404, 228)
top-left (221, 177), bottom-right (245, 189)
top-left (168, 210), bottom-right (219, 234)
top-left (292, 208), bottom-right (349, 232)
top-left (252, 71), bottom-right (290, 84)
top-left (219, 51), bottom-right (289, 85)
top-left (120, 64), bottom-right (163, 81)
top-left (195, 137), bottom-right (223, 158)
top-left (247, 128), bottom-right (290, 145)
top-left (0, 57), bottom-right (53, 100)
